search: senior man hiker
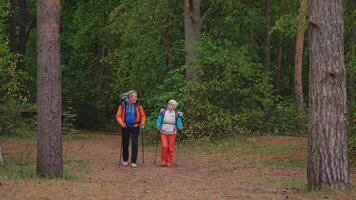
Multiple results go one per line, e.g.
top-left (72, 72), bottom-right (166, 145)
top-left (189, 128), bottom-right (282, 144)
top-left (116, 90), bottom-right (146, 168)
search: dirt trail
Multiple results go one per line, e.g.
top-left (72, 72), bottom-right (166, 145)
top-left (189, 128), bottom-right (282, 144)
top-left (0, 133), bottom-right (355, 200)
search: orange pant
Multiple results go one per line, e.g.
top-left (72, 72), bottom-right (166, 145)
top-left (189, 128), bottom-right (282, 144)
top-left (160, 133), bottom-right (176, 164)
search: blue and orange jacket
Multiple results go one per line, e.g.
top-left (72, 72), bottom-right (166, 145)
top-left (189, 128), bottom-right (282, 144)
top-left (116, 102), bottom-right (145, 128)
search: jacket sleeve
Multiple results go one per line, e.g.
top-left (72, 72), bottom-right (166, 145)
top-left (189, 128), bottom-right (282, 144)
top-left (139, 105), bottom-right (146, 126)
top-left (156, 114), bottom-right (163, 128)
top-left (176, 116), bottom-right (183, 129)
top-left (116, 105), bottom-right (124, 127)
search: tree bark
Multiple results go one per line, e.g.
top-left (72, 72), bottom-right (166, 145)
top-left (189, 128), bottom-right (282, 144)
top-left (307, 0), bottom-right (350, 191)
top-left (275, 0), bottom-right (284, 94)
top-left (184, 0), bottom-right (202, 80)
top-left (37, 0), bottom-right (63, 177)
top-left (264, 0), bottom-right (271, 72)
top-left (294, 0), bottom-right (307, 112)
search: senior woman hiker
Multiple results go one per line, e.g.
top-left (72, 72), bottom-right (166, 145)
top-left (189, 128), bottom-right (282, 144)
top-left (156, 100), bottom-right (183, 167)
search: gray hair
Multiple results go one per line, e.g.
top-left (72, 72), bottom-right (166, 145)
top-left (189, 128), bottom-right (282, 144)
top-left (127, 90), bottom-right (137, 97)
top-left (168, 99), bottom-right (178, 109)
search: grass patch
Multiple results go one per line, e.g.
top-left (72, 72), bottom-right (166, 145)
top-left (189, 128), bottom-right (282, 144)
top-left (0, 131), bottom-right (37, 142)
top-left (63, 133), bottom-right (92, 142)
top-left (0, 154), bottom-right (93, 180)
top-left (176, 136), bottom-right (304, 156)
top-left (352, 185), bottom-right (356, 192)
top-left (275, 180), bottom-right (351, 194)
top-left (172, 136), bottom-right (307, 166)
top-left (62, 170), bottom-right (76, 180)
top-left (0, 155), bottom-right (39, 180)
top-left (317, 185), bottom-right (338, 193)
top-left (64, 159), bottom-right (93, 175)
top-left (177, 136), bottom-right (242, 154)
top-left (238, 144), bottom-right (301, 156)
top-left (281, 180), bottom-right (308, 192)
top-left (264, 158), bottom-right (302, 168)
top-left (0, 132), bottom-right (92, 142)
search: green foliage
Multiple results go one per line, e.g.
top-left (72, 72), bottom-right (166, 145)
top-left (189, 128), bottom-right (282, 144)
top-left (2, 0), bottom-right (353, 145)
top-left (62, 106), bottom-right (78, 134)
top-left (61, 0), bottom-right (120, 128)
top-left (271, 14), bottom-right (298, 38)
top-left (0, 2), bottom-right (32, 135)
top-left (345, 1), bottom-right (356, 162)
top-left (56, 0), bottom-right (307, 138)
top-left (346, 38), bottom-right (356, 164)
top-left (147, 34), bottom-right (281, 139)
top-left (267, 99), bottom-right (308, 135)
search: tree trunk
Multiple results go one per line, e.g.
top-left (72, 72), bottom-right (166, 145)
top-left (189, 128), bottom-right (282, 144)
top-left (17, 0), bottom-right (28, 55)
top-left (184, 0), bottom-right (202, 80)
top-left (264, 0), bottom-right (271, 72)
top-left (9, 0), bottom-right (17, 53)
top-left (275, 0), bottom-right (284, 94)
top-left (37, 0), bottom-right (63, 177)
top-left (294, 0), bottom-right (307, 112)
top-left (307, 0), bottom-right (350, 191)
top-left (164, 17), bottom-right (174, 70)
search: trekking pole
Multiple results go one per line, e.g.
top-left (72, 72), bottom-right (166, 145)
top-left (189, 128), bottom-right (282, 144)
top-left (175, 129), bottom-right (180, 167)
top-left (154, 130), bottom-right (160, 165)
top-left (119, 128), bottom-right (123, 165)
top-left (141, 128), bottom-right (145, 164)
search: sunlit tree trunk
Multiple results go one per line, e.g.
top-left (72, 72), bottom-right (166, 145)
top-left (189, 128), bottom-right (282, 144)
top-left (294, 0), bottom-right (307, 112)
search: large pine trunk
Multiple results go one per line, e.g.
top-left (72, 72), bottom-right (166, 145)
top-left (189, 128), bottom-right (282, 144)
top-left (36, 0), bottom-right (63, 177)
top-left (307, 0), bottom-right (350, 191)
top-left (294, 0), bottom-right (307, 112)
top-left (184, 0), bottom-right (202, 80)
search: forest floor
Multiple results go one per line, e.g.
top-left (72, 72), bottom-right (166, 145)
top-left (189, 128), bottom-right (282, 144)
top-left (0, 131), bottom-right (355, 200)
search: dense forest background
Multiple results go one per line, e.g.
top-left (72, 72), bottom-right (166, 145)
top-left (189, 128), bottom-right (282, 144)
top-left (0, 0), bottom-right (355, 153)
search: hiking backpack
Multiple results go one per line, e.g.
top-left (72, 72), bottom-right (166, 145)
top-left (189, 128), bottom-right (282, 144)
top-left (159, 108), bottom-right (184, 126)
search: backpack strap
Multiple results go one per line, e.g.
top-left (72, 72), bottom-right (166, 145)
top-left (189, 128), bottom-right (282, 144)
top-left (160, 108), bottom-right (166, 117)
top-left (175, 110), bottom-right (178, 120)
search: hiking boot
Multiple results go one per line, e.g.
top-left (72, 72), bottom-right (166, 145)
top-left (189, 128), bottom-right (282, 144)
top-left (131, 163), bottom-right (137, 168)
top-left (122, 161), bottom-right (128, 166)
